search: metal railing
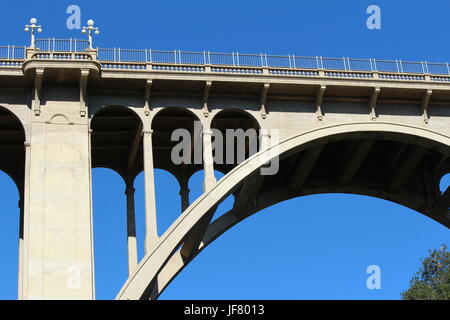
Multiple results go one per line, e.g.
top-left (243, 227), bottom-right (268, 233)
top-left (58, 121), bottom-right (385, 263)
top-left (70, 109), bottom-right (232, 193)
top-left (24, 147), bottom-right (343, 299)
top-left (96, 48), bottom-right (450, 75)
top-left (0, 45), bottom-right (27, 59)
top-left (34, 38), bottom-right (90, 52)
top-left (1, 38), bottom-right (450, 76)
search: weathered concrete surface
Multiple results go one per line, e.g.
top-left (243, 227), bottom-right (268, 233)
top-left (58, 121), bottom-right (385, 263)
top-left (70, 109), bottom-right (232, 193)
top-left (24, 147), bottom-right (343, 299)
top-left (24, 101), bottom-right (94, 300)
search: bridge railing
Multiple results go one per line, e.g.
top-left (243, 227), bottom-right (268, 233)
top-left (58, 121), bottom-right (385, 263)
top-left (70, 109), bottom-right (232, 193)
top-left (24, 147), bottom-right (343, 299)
top-left (0, 45), bottom-right (27, 59)
top-left (96, 48), bottom-right (450, 75)
top-left (34, 38), bottom-right (90, 52)
top-left (2, 39), bottom-right (450, 76)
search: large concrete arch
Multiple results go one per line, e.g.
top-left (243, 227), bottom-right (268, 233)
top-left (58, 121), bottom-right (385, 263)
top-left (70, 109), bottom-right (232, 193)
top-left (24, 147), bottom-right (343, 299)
top-left (116, 122), bottom-right (450, 300)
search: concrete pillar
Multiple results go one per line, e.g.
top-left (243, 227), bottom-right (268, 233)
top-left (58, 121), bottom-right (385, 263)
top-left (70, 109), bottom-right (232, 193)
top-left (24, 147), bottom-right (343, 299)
top-left (19, 141), bottom-right (31, 300)
top-left (202, 129), bottom-right (216, 192)
top-left (18, 195), bottom-right (24, 300)
top-left (143, 130), bottom-right (158, 253)
top-left (125, 180), bottom-right (138, 275)
top-left (23, 112), bottom-right (94, 300)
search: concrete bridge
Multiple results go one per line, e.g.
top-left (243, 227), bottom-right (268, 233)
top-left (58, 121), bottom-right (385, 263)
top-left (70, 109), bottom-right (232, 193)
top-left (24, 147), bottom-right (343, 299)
top-left (0, 39), bottom-right (449, 300)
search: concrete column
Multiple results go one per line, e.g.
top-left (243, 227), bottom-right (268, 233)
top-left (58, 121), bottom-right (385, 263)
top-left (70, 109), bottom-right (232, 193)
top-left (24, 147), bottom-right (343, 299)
top-left (19, 141), bottom-right (31, 300)
top-left (24, 111), bottom-right (94, 300)
top-left (202, 129), bottom-right (216, 192)
top-left (179, 173), bottom-right (190, 212)
top-left (143, 130), bottom-right (158, 253)
top-left (18, 195), bottom-right (24, 300)
top-left (125, 180), bottom-right (138, 275)
top-left (87, 129), bottom-right (95, 299)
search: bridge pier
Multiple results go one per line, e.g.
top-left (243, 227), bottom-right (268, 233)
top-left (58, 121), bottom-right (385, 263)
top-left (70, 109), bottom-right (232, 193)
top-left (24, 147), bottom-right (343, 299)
top-left (21, 106), bottom-right (95, 300)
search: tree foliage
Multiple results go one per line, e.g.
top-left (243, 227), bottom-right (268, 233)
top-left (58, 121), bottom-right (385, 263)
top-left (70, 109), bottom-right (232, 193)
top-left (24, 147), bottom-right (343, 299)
top-left (402, 244), bottom-right (450, 300)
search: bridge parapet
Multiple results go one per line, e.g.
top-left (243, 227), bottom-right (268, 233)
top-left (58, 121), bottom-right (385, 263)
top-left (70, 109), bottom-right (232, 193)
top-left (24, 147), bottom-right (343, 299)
top-left (1, 39), bottom-right (450, 84)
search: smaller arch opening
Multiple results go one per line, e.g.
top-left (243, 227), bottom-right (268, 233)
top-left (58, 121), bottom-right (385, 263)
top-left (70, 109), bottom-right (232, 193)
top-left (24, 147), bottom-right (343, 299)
top-left (90, 106), bottom-right (143, 177)
top-left (91, 106), bottom-right (145, 299)
top-left (211, 109), bottom-right (260, 174)
top-left (152, 108), bottom-right (203, 174)
top-left (0, 107), bottom-right (25, 190)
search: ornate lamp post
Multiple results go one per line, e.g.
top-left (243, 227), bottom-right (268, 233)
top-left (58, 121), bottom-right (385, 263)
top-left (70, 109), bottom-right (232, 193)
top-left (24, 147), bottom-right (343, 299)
top-left (24, 18), bottom-right (42, 48)
top-left (82, 20), bottom-right (100, 50)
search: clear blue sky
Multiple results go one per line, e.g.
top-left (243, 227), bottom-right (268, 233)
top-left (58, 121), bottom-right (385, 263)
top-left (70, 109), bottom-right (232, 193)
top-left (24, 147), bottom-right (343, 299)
top-left (0, 0), bottom-right (449, 300)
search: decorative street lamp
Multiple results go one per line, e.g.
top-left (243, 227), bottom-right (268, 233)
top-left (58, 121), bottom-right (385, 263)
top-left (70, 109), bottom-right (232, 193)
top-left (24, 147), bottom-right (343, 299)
top-left (82, 20), bottom-right (100, 50)
top-left (24, 18), bottom-right (42, 48)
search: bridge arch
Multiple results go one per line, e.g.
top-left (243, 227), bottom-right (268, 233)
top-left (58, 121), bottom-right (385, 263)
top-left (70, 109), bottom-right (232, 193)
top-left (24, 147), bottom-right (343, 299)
top-left (0, 106), bottom-right (26, 190)
top-left (211, 108), bottom-right (261, 175)
top-left (151, 107), bottom-right (203, 190)
top-left (90, 105), bottom-right (144, 180)
top-left (90, 105), bottom-right (148, 280)
top-left (116, 122), bottom-right (450, 299)
top-left (0, 104), bottom-right (28, 138)
top-left (210, 108), bottom-right (261, 128)
top-left (210, 107), bottom-right (264, 132)
top-left (0, 106), bottom-right (26, 299)
top-left (151, 107), bottom-right (201, 126)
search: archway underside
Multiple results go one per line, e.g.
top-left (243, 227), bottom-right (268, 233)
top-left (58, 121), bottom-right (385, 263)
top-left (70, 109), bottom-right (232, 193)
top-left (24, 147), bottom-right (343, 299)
top-left (0, 108), bottom-right (25, 191)
top-left (0, 107), bottom-right (25, 300)
top-left (117, 123), bottom-right (450, 300)
top-left (90, 106), bottom-right (144, 178)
